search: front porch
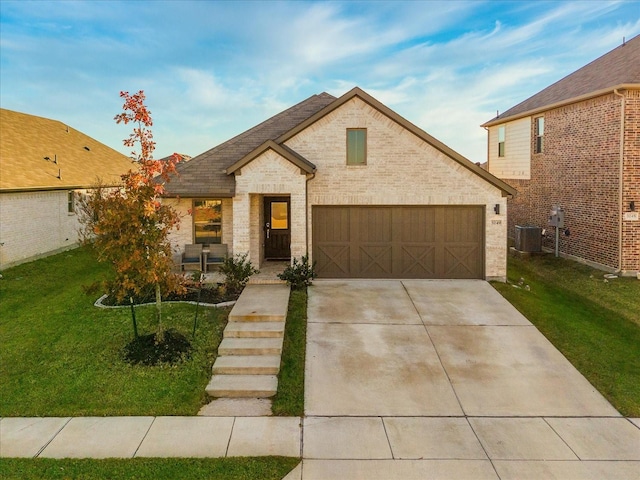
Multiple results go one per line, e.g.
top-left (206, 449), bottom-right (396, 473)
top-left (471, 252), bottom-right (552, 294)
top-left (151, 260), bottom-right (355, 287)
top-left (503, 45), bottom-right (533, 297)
top-left (202, 260), bottom-right (289, 285)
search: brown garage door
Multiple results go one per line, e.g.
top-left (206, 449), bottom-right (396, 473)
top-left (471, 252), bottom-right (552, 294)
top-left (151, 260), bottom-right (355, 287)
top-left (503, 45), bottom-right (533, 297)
top-left (313, 206), bottom-right (484, 279)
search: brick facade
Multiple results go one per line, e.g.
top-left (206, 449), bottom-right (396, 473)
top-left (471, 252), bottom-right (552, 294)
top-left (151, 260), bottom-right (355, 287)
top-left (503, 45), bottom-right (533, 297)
top-left (286, 98), bottom-right (508, 280)
top-left (0, 190), bottom-right (80, 268)
top-left (502, 91), bottom-right (639, 274)
top-left (168, 94), bottom-right (511, 280)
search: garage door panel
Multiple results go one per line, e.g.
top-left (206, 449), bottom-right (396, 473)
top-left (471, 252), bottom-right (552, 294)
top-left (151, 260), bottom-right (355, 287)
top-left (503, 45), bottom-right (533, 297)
top-left (316, 244), bottom-right (350, 277)
top-left (313, 206), bottom-right (484, 279)
top-left (400, 208), bottom-right (437, 242)
top-left (400, 245), bottom-right (436, 276)
top-left (358, 244), bottom-right (393, 276)
top-left (443, 245), bottom-right (482, 278)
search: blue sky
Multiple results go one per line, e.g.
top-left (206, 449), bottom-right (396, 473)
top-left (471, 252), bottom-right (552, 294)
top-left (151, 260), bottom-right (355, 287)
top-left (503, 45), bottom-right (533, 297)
top-left (1, 1), bottom-right (639, 163)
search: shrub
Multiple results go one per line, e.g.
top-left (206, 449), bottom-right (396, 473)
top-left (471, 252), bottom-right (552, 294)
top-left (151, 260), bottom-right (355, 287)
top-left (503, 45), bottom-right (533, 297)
top-left (278, 255), bottom-right (317, 290)
top-left (219, 253), bottom-right (258, 295)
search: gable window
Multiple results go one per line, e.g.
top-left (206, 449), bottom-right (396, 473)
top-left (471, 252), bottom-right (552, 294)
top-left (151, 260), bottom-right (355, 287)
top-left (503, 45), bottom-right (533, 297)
top-left (193, 199), bottom-right (222, 244)
top-left (498, 126), bottom-right (506, 157)
top-left (534, 117), bottom-right (544, 153)
top-left (67, 191), bottom-right (75, 214)
top-left (347, 128), bottom-right (367, 165)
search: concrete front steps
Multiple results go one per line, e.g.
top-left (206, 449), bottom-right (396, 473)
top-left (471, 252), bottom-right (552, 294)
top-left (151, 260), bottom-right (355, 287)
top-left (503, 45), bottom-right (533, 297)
top-left (206, 284), bottom-right (290, 399)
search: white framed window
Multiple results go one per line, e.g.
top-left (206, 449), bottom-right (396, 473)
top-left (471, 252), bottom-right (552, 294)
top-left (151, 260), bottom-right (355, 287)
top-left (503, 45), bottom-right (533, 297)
top-left (67, 191), bottom-right (75, 214)
top-left (498, 125), bottom-right (506, 157)
top-left (534, 117), bottom-right (544, 153)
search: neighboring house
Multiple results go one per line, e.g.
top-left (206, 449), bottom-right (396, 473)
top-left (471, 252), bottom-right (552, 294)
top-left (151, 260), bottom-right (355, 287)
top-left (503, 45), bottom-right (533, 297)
top-left (0, 109), bottom-right (133, 269)
top-left (482, 36), bottom-right (640, 276)
top-left (163, 87), bottom-right (515, 281)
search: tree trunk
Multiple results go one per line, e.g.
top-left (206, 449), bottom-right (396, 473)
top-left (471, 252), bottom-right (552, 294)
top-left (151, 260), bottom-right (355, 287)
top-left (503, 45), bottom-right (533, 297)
top-left (155, 282), bottom-right (164, 343)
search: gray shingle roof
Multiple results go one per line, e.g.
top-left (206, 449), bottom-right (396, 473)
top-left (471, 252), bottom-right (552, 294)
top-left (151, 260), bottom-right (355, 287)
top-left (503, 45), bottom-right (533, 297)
top-left (484, 35), bottom-right (640, 125)
top-left (163, 92), bottom-right (336, 197)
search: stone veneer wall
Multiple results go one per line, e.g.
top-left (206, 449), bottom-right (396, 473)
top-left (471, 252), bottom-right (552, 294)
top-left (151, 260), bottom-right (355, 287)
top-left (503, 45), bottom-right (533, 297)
top-left (284, 97), bottom-right (508, 281)
top-left (0, 190), bottom-right (81, 269)
top-left (233, 150), bottom-right (307, 265)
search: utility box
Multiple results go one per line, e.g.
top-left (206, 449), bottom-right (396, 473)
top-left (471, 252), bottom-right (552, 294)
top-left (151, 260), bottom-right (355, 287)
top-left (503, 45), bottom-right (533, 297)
top-left (549, 205), bottom-right (565, 228)
top-left (515, 225), bottom-right (542, 252)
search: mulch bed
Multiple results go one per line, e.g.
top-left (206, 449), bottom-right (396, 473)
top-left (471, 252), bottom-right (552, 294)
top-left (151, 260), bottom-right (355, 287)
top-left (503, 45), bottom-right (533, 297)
top-left (101, 285), bottom-right (238, 306)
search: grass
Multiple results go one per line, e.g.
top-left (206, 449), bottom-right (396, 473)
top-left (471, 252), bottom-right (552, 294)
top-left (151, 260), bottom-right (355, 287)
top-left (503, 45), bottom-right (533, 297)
top-left (272, 289), bottom-right (307, 416)
top-left (0, 246), bottom-right (228, 417)
top-left (492, 254), bottom-right (640, 417)
top-left (0, 458), bottom-right (300, 480)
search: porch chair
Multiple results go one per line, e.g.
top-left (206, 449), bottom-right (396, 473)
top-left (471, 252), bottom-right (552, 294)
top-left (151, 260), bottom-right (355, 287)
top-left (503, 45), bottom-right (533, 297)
top-left (204, 244), bottom-right (228, 272)
top-left (181, 244), bottom-right (203, 271)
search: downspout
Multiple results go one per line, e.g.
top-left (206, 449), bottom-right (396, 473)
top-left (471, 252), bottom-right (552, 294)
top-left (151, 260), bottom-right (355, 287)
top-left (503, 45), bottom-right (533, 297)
top-left (613, 89), bottom-right (625, 273)
top-left (305, 172), bottom-right (316, 257)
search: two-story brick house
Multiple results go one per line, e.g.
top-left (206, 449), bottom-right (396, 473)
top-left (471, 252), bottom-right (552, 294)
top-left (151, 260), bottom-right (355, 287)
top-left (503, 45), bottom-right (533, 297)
top-left (163, 87), bottom-right (516, 281)
top-left (482, 36), bottom-right (640, 276)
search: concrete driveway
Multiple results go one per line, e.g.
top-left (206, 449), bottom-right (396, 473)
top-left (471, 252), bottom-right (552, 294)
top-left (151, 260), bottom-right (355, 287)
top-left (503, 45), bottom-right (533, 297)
top-left (298, 280), bottom-right (639, 480)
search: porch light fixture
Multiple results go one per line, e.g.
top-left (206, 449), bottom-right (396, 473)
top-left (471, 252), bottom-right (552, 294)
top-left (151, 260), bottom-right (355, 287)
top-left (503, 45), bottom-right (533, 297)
top-left (494, 204), bottom-right (500, 215)
top-left (631, 201), bottom-right (636, 211)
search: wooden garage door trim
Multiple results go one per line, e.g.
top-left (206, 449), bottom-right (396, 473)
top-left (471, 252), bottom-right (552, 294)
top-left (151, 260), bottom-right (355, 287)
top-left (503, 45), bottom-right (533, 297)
top-left (312, 205), bottom-right (485, 279)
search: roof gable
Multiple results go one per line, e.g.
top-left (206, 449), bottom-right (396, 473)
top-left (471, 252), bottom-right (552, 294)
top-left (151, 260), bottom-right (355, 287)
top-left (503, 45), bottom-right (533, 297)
top-left (0, 109), bottom-right (133, 192)
top-left (484, 35), bottom-right (640, 125)
top-left (226, 140), bottom-right (316, 175)
top-left (163, 87), bottom-right (515, 197)
top-left (282, 87), bottom-right (516, 196)
top-left (162, 93), bottom-right (335, 197)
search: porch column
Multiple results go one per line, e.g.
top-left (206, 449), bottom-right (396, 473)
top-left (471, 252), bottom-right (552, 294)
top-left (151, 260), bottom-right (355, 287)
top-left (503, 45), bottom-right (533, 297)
top-left (232, 194), bottom-right (251, 259)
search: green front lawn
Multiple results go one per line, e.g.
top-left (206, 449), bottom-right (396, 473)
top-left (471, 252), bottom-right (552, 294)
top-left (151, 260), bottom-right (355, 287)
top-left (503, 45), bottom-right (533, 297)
top-left (0, 247), bottom-right (228, 417)
top-left (492, 254), bottom-right (640, 417)
top-left (0, 458), bottom-right (299, 480)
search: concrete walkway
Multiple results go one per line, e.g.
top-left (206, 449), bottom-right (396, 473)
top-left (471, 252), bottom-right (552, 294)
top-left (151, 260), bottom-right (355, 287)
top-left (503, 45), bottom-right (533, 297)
top-left (2, 280), bottom-right (639, 480)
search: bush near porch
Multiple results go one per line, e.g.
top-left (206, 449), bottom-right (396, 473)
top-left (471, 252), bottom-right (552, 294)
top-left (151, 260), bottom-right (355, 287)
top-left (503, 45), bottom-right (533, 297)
top-left (492, 254), bottom-right (640, 417)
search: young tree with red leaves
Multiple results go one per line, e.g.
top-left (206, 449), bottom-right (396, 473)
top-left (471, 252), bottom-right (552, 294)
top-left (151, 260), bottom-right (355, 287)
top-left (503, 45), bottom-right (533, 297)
top-left (80, 91), bottom-right (183, 340)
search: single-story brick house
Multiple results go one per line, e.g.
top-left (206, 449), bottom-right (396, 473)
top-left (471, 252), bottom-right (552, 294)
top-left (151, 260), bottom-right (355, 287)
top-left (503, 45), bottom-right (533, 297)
top-left (0, 108), bottom-right (133, 269)
top-left (163, 87), bottom-right (516, 281)
top-left (482, 36), bottom-right (639, 276)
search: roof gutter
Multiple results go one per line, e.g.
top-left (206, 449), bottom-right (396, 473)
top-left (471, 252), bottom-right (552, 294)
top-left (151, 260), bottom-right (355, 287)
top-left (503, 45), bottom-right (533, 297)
top-left (0, 184), bottom-right (120, 194)
top-left (613, 88), bottom-right (625, 273)
top-left (482, 83), bottom-right (639, 127)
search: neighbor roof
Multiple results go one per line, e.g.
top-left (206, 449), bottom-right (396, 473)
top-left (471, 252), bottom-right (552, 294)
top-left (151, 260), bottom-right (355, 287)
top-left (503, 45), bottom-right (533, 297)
top-left (162, 93), bottom-right (336, 197)
top-left (163, 87), bottom-right (515, 198)
top-left (483, 35), bottom-right (640, 126)
top-left (0, 109), bottom-right (133, 192)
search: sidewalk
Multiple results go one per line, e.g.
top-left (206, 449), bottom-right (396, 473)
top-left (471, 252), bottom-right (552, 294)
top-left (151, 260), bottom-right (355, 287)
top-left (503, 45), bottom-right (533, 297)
top-left (0, 416), bottom-right (301, 458)
top-left (2, 280), bottom-right (640, 480)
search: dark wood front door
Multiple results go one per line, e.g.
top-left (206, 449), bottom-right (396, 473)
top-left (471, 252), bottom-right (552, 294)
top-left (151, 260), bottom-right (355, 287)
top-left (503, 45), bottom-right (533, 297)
top-left (264, 197), bottom-right (291, 259)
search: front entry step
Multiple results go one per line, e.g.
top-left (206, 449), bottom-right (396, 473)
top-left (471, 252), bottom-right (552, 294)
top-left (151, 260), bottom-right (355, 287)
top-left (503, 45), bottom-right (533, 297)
top-left (206, 375), bottom-right (278, 398)
top-left (224, 321), bottom-right (285, 338)
top-left (218, 337), bottom-right (283, 356)
top-left (212, 355), bottom-right (281, 375)
top-left (205, 284), bottom-right (291, 405)
top-left (228, 284), bottom-right (291, 322)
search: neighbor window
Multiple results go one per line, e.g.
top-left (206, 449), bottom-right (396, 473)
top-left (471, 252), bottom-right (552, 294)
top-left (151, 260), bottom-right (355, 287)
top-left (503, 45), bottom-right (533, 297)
top-left (347, 128), bottom-right (367, 165)
top-left (67, 191), bottom-right (75, 213)
top-left (193, 199), bottom-right (222, 244)
top-left (498, 126), bottom-right (506, 157)
top-left (534, 117), bottom-right (544, 153)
